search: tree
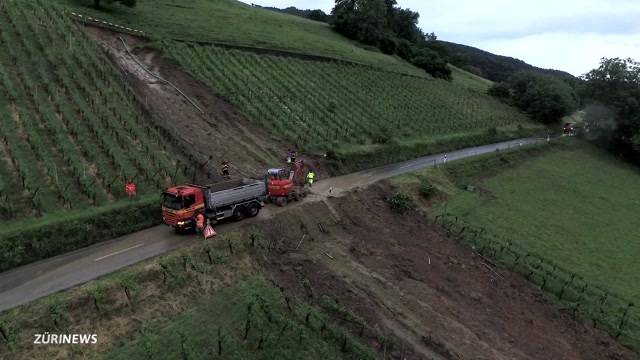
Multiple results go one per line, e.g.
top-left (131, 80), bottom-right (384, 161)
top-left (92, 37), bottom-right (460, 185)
top-left (488, 82), bottom-right (510, 99)
top-left (331, 0), bottom-right (387, 45)
top-left (581, 58), bottom-right (640, 160)
top-left (307, 9), bottom-right (329, 22)
top-left (411, 46), bottom-right (451, 80)
top-left (395, 39), bottom-right (413, 60)
top-left (92, 0), bottom-right (136, 10)
top-left (488, 71), bottom-right (578, 124)
top-left (330, 0), bottom-right (451, 79)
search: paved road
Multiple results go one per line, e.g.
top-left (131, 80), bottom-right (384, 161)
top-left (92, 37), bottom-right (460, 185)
top-left (0, 137), bottom-right (546, 311)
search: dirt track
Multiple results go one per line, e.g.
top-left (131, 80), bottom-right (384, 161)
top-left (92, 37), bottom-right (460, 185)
top-left (263, 185), bottom-right (634, 360)
top-left (85, 27), bottom-right (285, 181)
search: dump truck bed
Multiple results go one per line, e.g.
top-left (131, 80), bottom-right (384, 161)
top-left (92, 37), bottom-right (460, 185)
top-left (204, 178), bottom-right (266, 210)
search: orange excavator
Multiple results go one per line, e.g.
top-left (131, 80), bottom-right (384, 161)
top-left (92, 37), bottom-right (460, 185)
top-left (266, 160), bottom-right (309, 206)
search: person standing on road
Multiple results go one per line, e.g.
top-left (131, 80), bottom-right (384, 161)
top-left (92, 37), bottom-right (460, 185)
top-left (306, 170), bottom-right (315, 187)
top-left (221, 160), bottom-right (230, 179)
top-left (443, 154), bottom-right (447, 164)
top-left (195, 213), bottom-right (205, 236)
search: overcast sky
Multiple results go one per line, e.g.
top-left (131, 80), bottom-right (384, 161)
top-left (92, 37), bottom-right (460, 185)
top-left (251, 0), bottom-right (640, 76)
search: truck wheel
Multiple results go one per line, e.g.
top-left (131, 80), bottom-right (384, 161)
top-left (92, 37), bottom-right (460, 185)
top-left (276, 197), bottom-right (287, 207)
top-left (246, 203), bottom-right (260, 217)
top-left (233, 206), bottom-right (246, 221)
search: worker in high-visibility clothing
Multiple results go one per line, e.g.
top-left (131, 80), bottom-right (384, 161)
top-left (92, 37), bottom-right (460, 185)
top-left (195, 213), bottom-right (206, 236)
top-left (306, 170), bottom-right (315, 187)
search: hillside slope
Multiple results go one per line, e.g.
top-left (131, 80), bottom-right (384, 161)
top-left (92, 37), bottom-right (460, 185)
top-left (54, 0), bottom-right (425, 76)
top-left (441, 41), bottom-right (577, 82)
top-left (161, 41), bottom-right (539, 171)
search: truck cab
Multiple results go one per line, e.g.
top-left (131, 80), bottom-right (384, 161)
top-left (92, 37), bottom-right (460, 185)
top-left (161, 185), bottom-right (205, 230)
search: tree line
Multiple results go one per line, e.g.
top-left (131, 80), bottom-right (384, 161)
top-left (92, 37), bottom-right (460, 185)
top-left (581, 58), bottom-right (640, 162)
top-left (331, 0), bottom-right (451, 79)
top-left (488, 58), bottom-right (640, 163)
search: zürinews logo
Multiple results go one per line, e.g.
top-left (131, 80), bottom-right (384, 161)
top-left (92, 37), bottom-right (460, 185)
top-left (33, 333), bottom-right (98, 345)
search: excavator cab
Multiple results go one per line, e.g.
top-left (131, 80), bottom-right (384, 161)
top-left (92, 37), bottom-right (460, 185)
top-left (266, 168), bottom-right (288, 181)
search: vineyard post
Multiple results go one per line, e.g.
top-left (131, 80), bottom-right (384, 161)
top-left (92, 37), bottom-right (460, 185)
top-left (616, 303), bottom-right (634, 338)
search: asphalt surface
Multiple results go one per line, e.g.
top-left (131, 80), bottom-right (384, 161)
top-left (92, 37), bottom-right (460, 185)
top-left (0, 137), bottom-right (546, 311)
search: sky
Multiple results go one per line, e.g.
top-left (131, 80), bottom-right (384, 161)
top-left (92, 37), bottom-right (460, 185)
top-left (251, 0), bottom-right (640, 76)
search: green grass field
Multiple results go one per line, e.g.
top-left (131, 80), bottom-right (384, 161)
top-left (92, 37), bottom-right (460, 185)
top-left (424, 142), bottom-right (640, 299)
top-left (54, 0), bottom-right (425, 76)
top-left (161, 41), bottom-right (536, 156)
top-left (0, 0), bottom-right (187, 220)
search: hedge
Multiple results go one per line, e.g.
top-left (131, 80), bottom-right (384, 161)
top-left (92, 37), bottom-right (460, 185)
top-left (0, 196), bottom-right (162, 272)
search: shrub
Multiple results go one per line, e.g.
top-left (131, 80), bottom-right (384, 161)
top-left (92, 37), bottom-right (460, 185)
top-left (385, 191), bottom-right (415, 214)
top-left (0, 197), bottom-right (161, 272)
top-left (396, 39), bottom-right (413, 60)
top-left (488, 82), bottom-right (511, 99)
top-left (419, 179), bottom-right (435, 198)
top-left (378, 36), bottom-right (397, 55)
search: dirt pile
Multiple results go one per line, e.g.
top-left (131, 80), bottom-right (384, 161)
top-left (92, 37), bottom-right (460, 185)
top-left (261, 184), bottom-right (633, 360)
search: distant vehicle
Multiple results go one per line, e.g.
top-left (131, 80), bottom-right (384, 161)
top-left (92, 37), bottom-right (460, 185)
top-left (161, 179), bottom-right (266, 232)
top-left (563, 122), bottom-right (577, 136)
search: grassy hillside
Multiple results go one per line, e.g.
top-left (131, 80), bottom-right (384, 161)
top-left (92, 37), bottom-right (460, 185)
top-left (54, 0), bottom-right (425, 76)
top-left (450, 64), bottom-right (493, 93)
top-left (162, 42), bottom-right (538, 160)
top-left (0, 0), bottom-right (186, 221)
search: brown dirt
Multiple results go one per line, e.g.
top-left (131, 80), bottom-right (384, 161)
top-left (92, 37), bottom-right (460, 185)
top-left (261, 184), bottom-right (634, 360)
top-left (84, 27), bottom-right (288, 181)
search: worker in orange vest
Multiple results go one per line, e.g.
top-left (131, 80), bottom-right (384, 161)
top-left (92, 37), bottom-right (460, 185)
top-left (221, 160), bottom-right (230, 179)
top-left (195, 213), bottom-right (206, 236)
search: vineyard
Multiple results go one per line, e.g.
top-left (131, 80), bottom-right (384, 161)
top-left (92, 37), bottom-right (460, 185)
top-left (161, 41), bottom-right (535, 155)
top-left (0, 0), bottom-right (186, 221)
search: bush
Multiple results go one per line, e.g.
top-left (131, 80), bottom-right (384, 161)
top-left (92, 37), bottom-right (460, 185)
top-left (411, 46), bottom-right (452, 80)
top-left (507, 71), bottom-right (578, 124)
top-left (419, 179), bottom-right (435, 198)
top-left (396, 39), bottom-right (413, 60)
top-left (385, 191), bottom-right (415, 214)
top-left (0, 197), bottom-right (161, 272)
top-left (378, 37), bottom-right (397, 55)
top-left (488, 82), bottom-right (511, 99)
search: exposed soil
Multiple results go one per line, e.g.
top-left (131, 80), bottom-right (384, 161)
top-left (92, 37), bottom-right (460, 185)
top-left (84, 27), bottom-right (288, 181)
top-left (262, 184), bottom-right (634, 360)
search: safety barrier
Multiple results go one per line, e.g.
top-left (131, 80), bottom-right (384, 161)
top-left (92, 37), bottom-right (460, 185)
top-left (434, 213), bottom-right (640, 353)
top-left (69, 12), bottom-right (144, 36)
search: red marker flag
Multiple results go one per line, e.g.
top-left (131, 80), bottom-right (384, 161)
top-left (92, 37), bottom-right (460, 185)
top-left (125, 182), bottom-right (137, 197)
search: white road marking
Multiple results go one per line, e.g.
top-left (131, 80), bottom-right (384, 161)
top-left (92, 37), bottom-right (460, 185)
top-left (94, 243), bottom-right (145, 262)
